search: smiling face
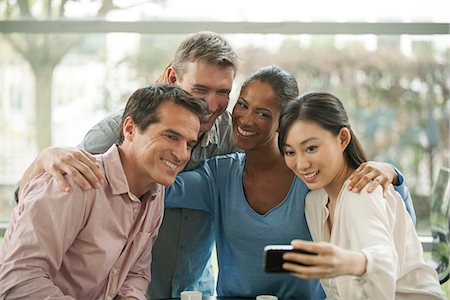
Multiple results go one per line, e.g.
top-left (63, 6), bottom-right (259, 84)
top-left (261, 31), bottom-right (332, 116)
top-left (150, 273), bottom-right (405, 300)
top-left (231, 80), bottom-right (281, 151)
top-left (123, 101), bottom-right (200, 187)
top-left (283, 120), bottom-right (351, 192)
top-left (170, 59), bottom-right (234, 134)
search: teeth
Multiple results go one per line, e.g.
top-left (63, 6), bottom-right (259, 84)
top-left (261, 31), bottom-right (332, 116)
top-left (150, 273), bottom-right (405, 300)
top-left (304, 171), bottom-right (318, 179)
top-left (237, 126), bottom-right (256, 136)
top-left (162, 159), bottom-right (177, 169)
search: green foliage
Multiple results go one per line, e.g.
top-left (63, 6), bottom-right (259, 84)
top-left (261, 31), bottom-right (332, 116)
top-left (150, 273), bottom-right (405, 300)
top-left (238, 36), bottom-right (449, 226)
top-left (130, 35), bottom-right (182, 83)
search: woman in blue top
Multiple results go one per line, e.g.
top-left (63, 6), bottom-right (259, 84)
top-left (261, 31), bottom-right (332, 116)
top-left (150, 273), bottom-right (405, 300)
top-left (165, 65), bottom-right (415, 299)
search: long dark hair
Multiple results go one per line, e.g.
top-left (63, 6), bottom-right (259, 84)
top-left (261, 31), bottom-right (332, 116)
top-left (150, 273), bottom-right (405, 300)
top-left (278, 92), bottom-right (368, 169)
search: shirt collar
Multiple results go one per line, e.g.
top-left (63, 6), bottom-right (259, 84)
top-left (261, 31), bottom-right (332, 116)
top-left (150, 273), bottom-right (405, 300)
top-left (101, 145), bottom-right (161, 200)
top-left (199, 119), bottom-right (220, 148)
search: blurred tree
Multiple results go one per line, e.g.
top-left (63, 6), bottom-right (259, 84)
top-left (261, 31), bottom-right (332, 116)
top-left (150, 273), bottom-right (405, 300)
top-left (293, 41), bottom-right (447, 185)
top-left (126, 34), bottom-right (181, 85)
top-left (237, 37), bottom-right (449, 228)
top-left (2, 0), bottom-right (167, 150)
top-left (3, 0), bottom-right (116, 150)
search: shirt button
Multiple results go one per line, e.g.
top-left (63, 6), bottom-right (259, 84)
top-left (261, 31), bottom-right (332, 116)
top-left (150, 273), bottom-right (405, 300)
top-left (113, 268), bottom-right (118, 275)
top-left (106, 296), bottom-right (112, 300)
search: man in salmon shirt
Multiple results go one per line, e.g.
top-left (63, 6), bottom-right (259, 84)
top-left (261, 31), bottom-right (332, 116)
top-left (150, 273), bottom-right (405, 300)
top-left (0, 84), bottom-right (206, 300)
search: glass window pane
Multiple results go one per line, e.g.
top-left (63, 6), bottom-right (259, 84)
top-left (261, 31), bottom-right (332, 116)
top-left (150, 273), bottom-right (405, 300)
top-left (1, 0), bottom-right (449, 236)
top-left (2, 32), bottom-right (449, 236)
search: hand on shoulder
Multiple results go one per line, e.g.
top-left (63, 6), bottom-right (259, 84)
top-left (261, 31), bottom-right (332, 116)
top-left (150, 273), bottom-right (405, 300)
top-left (19, 147), bottom-right (102, 200)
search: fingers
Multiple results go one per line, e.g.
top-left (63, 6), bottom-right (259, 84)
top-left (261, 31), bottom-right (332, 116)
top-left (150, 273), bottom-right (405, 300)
top-left (43, 147), bottom-right (102, 191)
top-left (80, 149), bottom-right (97, 164)
top-left (61, 158), bottom-right (101, 191)
top-left (282, 250), bottom-right (337, 279)
top-left (348, 161), bottom-right (396, 194)
top-left (282, 262), bottom-right (330, 279)
top-left (348, 164), bottom-right (380, 193)
top-left (372, 175), bottom-right (390, 195)
top-left (63, 165), bottom-right (99, 191)
top-left (284, 240), bottom-right (327, 267)
top-left (367, 175), bottom-right (382, 193)
top-left (52, 170), bottom-right (72, 192)
top-left (290, 239), bottom-right (315, 250)
top-left (348, 163), bottom-right (368, 192)
top-left (290, 239), bottom-right (332, 255)
top-left (283, 241), bottom-right (347, 279)
top-left (72, 150), bottom-right (102, 188)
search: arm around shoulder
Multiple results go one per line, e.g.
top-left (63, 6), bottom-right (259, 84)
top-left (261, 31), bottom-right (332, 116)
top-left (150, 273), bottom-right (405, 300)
top-left (390, 167), bottom-right (416, 224)
top-left (15, 110), bottom-right (123, 204)
top-left (78, 110), bottom-right (123, 154)
top-left (17, 146), bottom-right (101, 200)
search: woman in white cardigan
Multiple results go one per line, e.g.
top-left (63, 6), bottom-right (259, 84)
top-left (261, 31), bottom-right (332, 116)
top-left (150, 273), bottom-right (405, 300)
top-left (277, 92), bottom-right (446, 300)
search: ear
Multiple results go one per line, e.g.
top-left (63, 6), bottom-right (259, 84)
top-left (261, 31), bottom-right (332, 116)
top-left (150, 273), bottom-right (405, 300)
top-left (122, 116), bottom-right (136, 141)
top-left (165, 65), bottom-right (178, 84)
top-left (338, 127), bottom-right (351, 151)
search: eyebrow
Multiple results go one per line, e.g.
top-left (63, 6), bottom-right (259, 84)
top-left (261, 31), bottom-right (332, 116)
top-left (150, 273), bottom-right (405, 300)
top-left (238, 97), bottom-right (273, 115)
top-left (164, 129), bottom-right (198, 144)
top-left (193, 84), bottom-right (231, 94)
top-left (164, 129), bottom-right (181, 136)
top-left (218, 87), bottom-right (231, 94)
top-left (192, 84), bottom-right (208, 89)
top-left (284, 137), bottom-right (319, 147)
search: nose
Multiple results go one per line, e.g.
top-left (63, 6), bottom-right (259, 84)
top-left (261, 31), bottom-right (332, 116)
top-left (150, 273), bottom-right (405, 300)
top-left (296, 154), bottom-right (310, 170)
top-left (172, 142), bottom-right (190, 163)
top-left (239, 109), bottom-right (254, 126)
top-left (204, 92), bottom-right (218, 114)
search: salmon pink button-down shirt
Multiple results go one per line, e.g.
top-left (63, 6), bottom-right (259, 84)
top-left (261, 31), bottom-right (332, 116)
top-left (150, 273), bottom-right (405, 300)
top-left (0, 145), bottom-right (164, 300)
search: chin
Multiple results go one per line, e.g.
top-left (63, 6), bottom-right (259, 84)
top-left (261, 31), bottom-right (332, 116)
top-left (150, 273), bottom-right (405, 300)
top-left (201, 115), bottom-right (217, 132)
top-left (158, 176), bottom-right (177, 187)
top-left (232, 138), bottom-right (250, 151)
top-left (307, 185), bottom-right (321, 191)
top-left (302, 181), bottom-right (322, 191)
top-left (231, 134), bottom-right (241, 146)
top-left (200, 122), bottom-right (214, 133)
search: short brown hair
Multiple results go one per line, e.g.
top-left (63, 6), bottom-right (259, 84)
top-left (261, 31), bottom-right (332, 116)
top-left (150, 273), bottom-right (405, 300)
top-left (118, 84), bottom-right (207, 144)
top-left (171, 31), bottom-right (239, 80)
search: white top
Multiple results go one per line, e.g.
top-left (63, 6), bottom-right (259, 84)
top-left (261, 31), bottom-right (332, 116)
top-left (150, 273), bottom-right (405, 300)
top-left (305, 180), bottom-right (446, 300)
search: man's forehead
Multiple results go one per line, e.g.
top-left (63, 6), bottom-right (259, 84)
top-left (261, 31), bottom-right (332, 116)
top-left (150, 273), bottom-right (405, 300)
top-left (184, 61), bottom-right (234, 78)
top-left (150, 105), bottom-right (200, 137)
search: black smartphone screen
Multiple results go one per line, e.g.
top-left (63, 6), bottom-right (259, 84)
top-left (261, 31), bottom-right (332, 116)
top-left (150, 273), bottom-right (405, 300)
top-left (264, 245), bottom-right (317, 273)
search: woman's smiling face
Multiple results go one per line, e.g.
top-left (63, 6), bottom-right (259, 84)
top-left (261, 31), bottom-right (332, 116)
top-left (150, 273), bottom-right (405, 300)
top-left (231, 80), bottom-right (281, 151)
top-left (283, 120), bottom-right (349, 191)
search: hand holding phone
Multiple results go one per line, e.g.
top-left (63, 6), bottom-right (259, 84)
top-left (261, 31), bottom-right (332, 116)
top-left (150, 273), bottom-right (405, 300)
top-left (264, 245), bottom-right (317, 273)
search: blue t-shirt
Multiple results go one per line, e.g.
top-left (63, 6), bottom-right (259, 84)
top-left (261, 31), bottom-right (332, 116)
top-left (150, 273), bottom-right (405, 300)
top-left (166, 152), bottom-right (324, 299)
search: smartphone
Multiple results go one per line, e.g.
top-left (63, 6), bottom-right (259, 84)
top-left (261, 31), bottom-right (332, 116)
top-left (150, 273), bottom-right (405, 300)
top-left (264, 245), bottom-right (317, 273)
